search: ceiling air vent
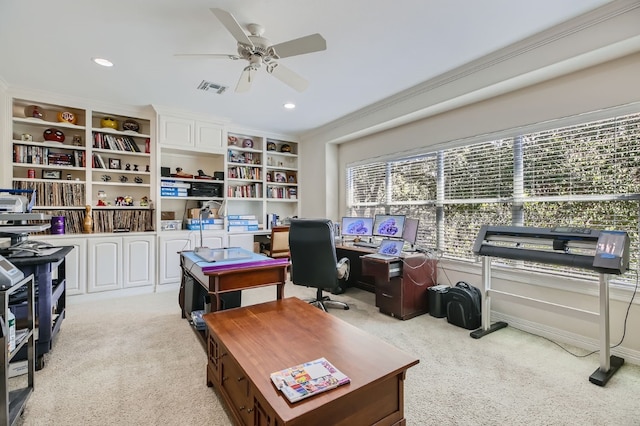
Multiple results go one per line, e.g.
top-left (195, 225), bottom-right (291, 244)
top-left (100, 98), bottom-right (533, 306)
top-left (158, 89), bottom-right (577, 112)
top-left (197, 80), bottom-right (227, 94)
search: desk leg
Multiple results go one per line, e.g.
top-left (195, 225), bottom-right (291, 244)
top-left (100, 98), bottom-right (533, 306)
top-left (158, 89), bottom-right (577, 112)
top-left (277, 283), bottom-right (284, 300)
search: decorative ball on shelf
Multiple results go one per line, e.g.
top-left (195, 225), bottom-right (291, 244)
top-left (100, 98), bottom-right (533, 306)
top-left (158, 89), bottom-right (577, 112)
top-left (43, 128), bottom-right (65, 142)
top-left (266, 141), bottom-right (276, 151)
top-left (242, 138), bottom-right (254, 148)
top-left (122, 119), bottom-right (140, 132)
top-left (100, 117), bottom-right (118, 129)
top-left (24, 105), bottom-right (44, 120)
top-left (57, 111), bottom-right (77, 125)
top-left (280, 144), bottom-right (292, 153)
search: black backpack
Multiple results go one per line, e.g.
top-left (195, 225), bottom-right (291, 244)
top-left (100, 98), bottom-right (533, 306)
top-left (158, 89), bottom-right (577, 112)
top-left (445, 281), bottom-right (482, 330)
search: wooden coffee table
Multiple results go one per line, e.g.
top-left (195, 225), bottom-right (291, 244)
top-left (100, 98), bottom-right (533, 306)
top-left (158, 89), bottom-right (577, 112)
top-left (204, 297), bottom-right (419, 426)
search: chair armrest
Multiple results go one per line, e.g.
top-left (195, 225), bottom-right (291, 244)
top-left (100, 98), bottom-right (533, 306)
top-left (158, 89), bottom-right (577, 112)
top-left (337, 257), bottom-right (350, 281)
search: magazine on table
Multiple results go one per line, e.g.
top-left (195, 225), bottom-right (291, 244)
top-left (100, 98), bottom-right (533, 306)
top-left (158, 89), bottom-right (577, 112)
top-left (270, 357), bottom-right (350, 403)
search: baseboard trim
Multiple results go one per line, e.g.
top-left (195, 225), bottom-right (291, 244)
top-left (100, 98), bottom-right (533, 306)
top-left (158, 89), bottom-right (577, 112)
top-left (491, 311), bottom-right (640, 366)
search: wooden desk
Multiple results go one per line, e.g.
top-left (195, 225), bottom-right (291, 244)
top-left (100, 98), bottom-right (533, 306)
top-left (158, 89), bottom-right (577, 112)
top-left (179, 250), bottom-right (288, 321)
top-left (362, 255), bottom-right (437, 320)
top-left (204, 297), bottom-right (419, 426)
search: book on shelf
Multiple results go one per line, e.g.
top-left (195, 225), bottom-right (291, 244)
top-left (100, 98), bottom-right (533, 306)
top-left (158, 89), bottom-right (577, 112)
top-left (227, 219), bottom-right (259, 226)
top-left (227, 214), bottom-right (256, 220)
top-left (160, 180), bottom-right (191, 189)
top-left (227, 224), bottom-right (260, 232)
top-left (270, 357), bottom-right (350, 403)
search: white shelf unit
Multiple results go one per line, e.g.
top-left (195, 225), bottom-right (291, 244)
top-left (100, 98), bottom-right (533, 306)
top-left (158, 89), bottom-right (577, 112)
top-left (157, 147), bottom-right (225, 231)
top-left (226, 133), bottom-right (299, 228)
top-left (10, 98), bottom-right (155, 234)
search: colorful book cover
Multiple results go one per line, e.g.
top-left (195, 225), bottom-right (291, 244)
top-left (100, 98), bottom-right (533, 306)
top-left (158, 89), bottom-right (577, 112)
top-left (270, 357), bottom-right (350, 403)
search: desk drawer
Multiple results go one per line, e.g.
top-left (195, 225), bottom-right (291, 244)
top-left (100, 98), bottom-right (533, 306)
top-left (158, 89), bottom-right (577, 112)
top-left (221, 355), bottom-right (252, 424)
top-left (376, 278), bottom-right (402, 315)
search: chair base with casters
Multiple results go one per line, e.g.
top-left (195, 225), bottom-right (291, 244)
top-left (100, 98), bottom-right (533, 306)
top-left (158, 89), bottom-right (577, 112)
top-left (304, 287), bottom-right (349, 312)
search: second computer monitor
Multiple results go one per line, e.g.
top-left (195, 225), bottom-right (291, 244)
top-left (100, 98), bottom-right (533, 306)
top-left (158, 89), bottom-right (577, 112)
top-left (402, 218), bottom-right (420, 246)
top-left (373, 214), bottom-right (405, 238)
top-left (341, 217), bottom-right (374, 237)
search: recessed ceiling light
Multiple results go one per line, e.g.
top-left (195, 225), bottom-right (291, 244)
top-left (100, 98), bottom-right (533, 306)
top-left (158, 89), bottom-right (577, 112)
top-left (92, 57), bottom-right (114, 67)
top-left (283, 103), bottom-right (296, 109)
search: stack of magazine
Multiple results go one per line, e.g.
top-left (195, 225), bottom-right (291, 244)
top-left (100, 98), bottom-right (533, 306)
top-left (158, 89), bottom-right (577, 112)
top-left (270, 357), bottom-right (350, 403)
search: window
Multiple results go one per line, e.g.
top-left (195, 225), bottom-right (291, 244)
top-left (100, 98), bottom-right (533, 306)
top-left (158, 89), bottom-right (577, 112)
top-left (345, 110), bottom-right (640, 285)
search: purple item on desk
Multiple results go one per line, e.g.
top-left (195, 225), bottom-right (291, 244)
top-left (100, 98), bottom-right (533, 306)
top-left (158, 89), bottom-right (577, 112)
top-left (201, 257), bottom-right (289, 273)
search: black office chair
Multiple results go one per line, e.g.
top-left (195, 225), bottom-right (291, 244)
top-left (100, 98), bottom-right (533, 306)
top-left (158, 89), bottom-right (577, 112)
top-left (289, 218), bottom-right (350, 311)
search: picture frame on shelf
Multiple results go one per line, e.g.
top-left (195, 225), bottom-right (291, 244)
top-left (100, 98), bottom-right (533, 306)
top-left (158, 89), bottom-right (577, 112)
top-left (42, 169), bottom-right (62, 180)
top-left (266, 171), bottom-right (273, 182)
top-left (274, 171), bottom-right (287, 183)
top-left (286, 171), bottom-right (297, 184)
top-left (109, 158), bottom-right (121, 170)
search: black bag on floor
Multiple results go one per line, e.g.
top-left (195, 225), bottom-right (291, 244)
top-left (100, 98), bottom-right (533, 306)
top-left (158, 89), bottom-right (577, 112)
top-left (445, 281), bottom-right (481, 330)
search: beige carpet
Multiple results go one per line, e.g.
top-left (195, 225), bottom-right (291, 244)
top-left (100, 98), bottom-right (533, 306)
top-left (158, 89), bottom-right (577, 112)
top-left (14, 282), bottom-right (640, 425)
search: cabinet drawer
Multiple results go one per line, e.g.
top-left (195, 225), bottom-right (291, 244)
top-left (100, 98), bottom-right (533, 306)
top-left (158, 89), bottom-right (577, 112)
top-left (221, 356), bottom-right (251, 423)
top-left (376, 279), bottom-right (402, 314)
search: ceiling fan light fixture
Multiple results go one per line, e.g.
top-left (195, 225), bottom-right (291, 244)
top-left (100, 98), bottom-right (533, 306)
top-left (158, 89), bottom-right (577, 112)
top-left (92, 57), bottom-right (113, 67)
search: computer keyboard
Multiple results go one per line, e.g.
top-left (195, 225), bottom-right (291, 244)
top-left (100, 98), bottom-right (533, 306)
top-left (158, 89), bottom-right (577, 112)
top-left (353, 241), bottom-right (379, 249)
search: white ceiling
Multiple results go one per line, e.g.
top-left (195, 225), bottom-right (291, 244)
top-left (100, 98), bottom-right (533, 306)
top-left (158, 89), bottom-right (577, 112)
top-left (0, 0), bottom-right (613, 137)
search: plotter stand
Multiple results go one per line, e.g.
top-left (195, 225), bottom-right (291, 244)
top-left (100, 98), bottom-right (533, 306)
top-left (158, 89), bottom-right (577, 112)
top-left (471, 225), bottom-right (630, 387)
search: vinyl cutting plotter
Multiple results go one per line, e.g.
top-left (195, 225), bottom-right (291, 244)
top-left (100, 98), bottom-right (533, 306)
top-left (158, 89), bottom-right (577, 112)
top-left (471, 225), bottom-right (630, 386)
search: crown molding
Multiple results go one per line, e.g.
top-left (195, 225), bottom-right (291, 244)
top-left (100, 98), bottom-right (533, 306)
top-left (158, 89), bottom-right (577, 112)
top-left (303, 0), bottom-right (640, 145)
top-left (7, 85), bottom-right (156, 119)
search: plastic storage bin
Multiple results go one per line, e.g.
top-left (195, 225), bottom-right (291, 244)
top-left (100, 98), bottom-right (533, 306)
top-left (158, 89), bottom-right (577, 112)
top-left (428, 285), bottom-right (450, 318)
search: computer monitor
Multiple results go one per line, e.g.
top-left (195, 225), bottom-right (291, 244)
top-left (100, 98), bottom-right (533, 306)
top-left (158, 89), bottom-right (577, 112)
top-left (341, 217), bottom-right (374, 237)
top-left (372, 214), bottom-right (405, 238)
top-left (402, 218), bottom-right (419, 247)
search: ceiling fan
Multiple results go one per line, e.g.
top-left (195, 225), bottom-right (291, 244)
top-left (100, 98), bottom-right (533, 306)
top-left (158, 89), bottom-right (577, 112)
top-left (176, 8), bottom-right (327, 93)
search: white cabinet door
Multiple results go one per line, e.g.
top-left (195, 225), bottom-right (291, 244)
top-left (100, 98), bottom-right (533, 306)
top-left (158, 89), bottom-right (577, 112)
top-left (87, 237), bottom-right (122, 292)
top-left (37, 237), bottom-right (87, 296)
top-left (195, 121), bottom-right (224, 153)
top-left (123, 235), bottom-right (155, 288)
top-left (158, 233), bottom-right (192, 285)
top-left (201, 231), bottom-right (226, 249)
top-left (228, 233), bottom-right (255, 251)
top-left (159, 115), bottom-right (194, 148)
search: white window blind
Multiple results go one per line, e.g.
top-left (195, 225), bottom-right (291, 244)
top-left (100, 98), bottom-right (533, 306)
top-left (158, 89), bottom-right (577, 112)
top-left (345, 110), bottom-right (640, 286)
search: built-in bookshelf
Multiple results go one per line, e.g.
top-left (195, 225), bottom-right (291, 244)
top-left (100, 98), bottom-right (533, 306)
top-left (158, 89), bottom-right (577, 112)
top-left (226, 132), bottom-right (299, 226)
top-left (10, 98), bottom-right (154, 234)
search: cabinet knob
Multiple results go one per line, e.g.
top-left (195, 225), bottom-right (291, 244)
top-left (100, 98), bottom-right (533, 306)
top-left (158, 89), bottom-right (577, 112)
top-left (237, 376), bottom-right (245, 382)
top-left (222, 376), bottom-right (228, 382)
top-left (247, 408), bottom-right (254, 413)
top-left (239, 406), bottom-right (245, 411)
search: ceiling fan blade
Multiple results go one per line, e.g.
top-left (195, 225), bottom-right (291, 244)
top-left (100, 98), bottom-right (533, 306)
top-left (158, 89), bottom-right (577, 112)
top-left (210, 8), bottom-right (254, 47)
top-left (267, 62), bottom-right (309, 92)
top-left (235, 67), bottom-right (254, 93)
top-left (270, 33), bottom-right (326, 59)
top-left (174, 53), bottom-right (241, 60)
